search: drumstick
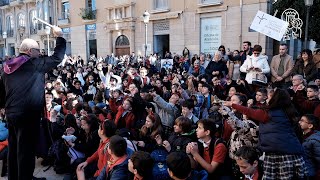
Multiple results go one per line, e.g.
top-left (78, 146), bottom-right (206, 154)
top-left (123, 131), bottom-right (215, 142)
top-left (32, 17), bottom-right (54, 28)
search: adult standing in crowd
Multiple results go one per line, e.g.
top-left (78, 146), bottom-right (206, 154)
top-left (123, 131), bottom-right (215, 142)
top-left (291, 49), bottom-right (317, 83)
top-left (240, 45), bottom-right (270, 85)
top-left (0, 26), bottom-right (65, 180)
top-left (240, 41), bottom-right (253, 64)
top-left (205, 51), bottom-right (228, 82)
top-left (270, 43), bottom-right (294, 89)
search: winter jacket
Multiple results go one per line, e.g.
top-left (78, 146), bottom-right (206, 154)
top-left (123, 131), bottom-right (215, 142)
top-left (231, 105), bottom-right (304, 155)
top-left (259, 109), bottom-right (303, 154)
top-left (291, 59), bottom-right (317, 82)
top-left (205, 59), bottom-right (228, 80)
top-left (168, 130), bottom-right (197, 152)
top-left (303, 131), bottom-right (320, 176)
top-left (96, 156), bottom-right (129, 180)
top-left (153, 95), bottom-right (178, 128)
top-left (240, 55), bottom-right (270, 84)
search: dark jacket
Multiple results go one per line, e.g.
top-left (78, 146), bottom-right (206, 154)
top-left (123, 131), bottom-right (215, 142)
top-left (291, 60), bottom-right (317, 82)
top-left (74, 129), bottom-right (100, 158)
top-left (205, 60), bottom-right (228, 80)
top-left (259, 109), bottom-right (304, 154)
top-left (168, 130), bottom-right (196, 152)
top-left (96, 156), bottom-right (129, 180)
top-left (1, 37), bottom-right (66, 115)
top-left (303, 131), bottom-right (320, 176)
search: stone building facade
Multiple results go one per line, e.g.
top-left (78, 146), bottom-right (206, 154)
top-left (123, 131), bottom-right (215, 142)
top-left (0, 0), bottom-right (273, 60)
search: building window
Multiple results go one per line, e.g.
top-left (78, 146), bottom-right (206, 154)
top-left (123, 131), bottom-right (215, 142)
top-left (30, 10), bottom-right (37, 34)
top-left (115, 8), bottom-right (122, 19)
top-left (87, 0), bottom-right (96, 10)
top-left (6, 15), bottom-right (14, 37)
top-left (37, 1), bottom-right (43, 30)
top-left (43, 0), bottom-right (52, 24)
top-left (17, 13), bottom-right (25, 28)
top-left (200, 0), bottom-right (222, 5)
top-left (61, 1), bottom-right (70, 19)
top-left (154, 0), bottom-right (168, 10)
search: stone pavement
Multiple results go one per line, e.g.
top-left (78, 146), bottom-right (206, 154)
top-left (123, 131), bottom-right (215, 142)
top-left (0, 158), bottom-right (64, 180)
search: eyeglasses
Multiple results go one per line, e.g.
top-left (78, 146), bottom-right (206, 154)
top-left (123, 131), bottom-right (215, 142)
top-left (31, 48), bottom-right (40, 52)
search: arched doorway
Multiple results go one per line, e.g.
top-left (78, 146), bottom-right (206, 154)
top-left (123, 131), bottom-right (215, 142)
top-left (115, 35), bottom-right (130, 56)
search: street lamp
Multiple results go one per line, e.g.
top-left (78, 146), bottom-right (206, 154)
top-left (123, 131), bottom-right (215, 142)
top-left (2, 31), bottom-right (7, 56)
top-left (142, 10), bottom-right (150, 66)
top-left (304, 0), bottom-right (314, 49)
top-left (45, 26), bottom-right (51, 56)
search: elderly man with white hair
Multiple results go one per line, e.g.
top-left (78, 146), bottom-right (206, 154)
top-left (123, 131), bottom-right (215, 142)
top-left (205, 50), bottom-right (228, 81)
top-left (0, 26), bottom-right (65, 180)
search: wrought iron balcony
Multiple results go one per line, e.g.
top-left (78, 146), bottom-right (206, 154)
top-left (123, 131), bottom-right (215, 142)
top-left (10, 0), bottom-right (24, 6)
top-left (57, 18), bottom-right (70, 26)
top-left (57, 12), bottom-right (70, 26)
top-left (79, 8), bottom-right (97, 20)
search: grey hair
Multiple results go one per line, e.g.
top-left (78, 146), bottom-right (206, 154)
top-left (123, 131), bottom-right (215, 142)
top-left (19, 38), bottom-right (39, 54)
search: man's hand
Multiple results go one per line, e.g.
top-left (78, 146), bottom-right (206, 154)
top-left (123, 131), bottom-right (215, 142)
top-left (276, 77), bottom-right (283, 82)
top-left (52, 26), bottom-right (63, 37)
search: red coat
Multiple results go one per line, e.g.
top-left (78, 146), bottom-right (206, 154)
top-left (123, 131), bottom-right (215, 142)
top-left (114, 105), bottom-right (135, 130)
top-left (86, 138), bottom-right (110, 177)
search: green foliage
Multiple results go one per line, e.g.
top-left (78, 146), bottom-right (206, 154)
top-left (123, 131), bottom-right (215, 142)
top-left (273, 0), bottom-right (320, 43)
top-left (79, 8), bottom-right (96, 20)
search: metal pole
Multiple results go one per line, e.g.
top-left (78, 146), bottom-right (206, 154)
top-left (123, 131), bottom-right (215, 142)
top-left (304, 6), bottom-right (310, 49)
top-left (47, 34), bottom-right (50, 56)
top-left (144, 23), bottom-right (147, 66)
top-left (4, 39), bottom-right (7, 56)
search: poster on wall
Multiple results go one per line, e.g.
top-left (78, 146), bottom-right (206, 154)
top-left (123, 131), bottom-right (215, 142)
top-left (200, 17), bottom-right (222, 54)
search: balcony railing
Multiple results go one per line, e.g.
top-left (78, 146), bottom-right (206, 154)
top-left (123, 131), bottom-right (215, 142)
top-left (10, 0), bottom-right (24, 6)
top-left (79, 8), bottom-right (96, 20)
top-left (57, 18), bottom-right (70, 26)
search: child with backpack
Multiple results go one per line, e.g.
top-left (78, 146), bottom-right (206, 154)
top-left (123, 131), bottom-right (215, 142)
top-left (186, 119), bottom-right (232, 179)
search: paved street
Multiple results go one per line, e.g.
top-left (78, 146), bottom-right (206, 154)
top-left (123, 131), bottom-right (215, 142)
top-left (0, 158), bottom-right (64, 180)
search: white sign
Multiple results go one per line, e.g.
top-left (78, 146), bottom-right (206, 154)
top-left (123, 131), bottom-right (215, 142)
top-left (250, 11), bottom-right (289, 41)
top-left (200, 17), bottom-right (221, 54)
top-left (161, 59), bottom-right (173, 70)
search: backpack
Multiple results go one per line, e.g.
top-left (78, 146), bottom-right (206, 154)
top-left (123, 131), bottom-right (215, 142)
top-left (150, 148), bottom-right (170, 180)
top-left (198, 138), bottom-right (233, 179)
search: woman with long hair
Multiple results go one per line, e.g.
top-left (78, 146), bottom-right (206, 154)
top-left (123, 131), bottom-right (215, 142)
top-left (291, 49), bottom-right (317, 82)
top-left (224, 89), bottom-right (307, 179)
top-left (136, 112), bottom-right (163, 152)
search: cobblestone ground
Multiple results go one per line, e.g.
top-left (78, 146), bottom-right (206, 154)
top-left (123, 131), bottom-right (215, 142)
top-left (0, 158), bottom-right (64, 180)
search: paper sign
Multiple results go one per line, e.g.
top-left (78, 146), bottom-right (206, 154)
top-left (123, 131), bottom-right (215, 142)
top-left (161, 59), bottom-right (173, 70)
top-left (250, 11), bottom-right (289, 41)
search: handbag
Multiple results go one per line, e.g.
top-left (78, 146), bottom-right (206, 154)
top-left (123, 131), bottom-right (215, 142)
top-left (252, 72), bottom-right (268, 84)
top-left (67, 147), bottom-right (85, 164)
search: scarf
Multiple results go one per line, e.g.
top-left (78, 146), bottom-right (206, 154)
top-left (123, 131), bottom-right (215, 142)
top-left (4, 55), bottom-right (30, 74)
top-left (106, 155), bottom-right (128, 174)
top-left (194, 66), bottom-right (200, 73)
